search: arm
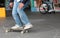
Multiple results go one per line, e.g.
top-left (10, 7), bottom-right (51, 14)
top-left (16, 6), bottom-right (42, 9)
top-left (19, 0), bottom-right (29, 4)
top-left (9, 0), bottom-right (14, 8)
top-left (18, 0), bottom-right (29, 9)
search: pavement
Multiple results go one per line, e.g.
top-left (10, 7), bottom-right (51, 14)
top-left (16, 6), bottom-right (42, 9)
top-left (0, 11), bottom-right (60, 38)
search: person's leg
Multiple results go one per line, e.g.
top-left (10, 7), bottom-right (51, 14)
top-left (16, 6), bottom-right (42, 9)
top-left (45, 1), bottom-right (54, 12)
top-left (11, 0), bottom-right (23, 29)
top-left (17, 9), bottom-right (29, 24)
top-left (22, 0), bottom-right (30, 10)
top-left (17, 2), bottom-right (33, 29)
top-left (46, 2), bottom-right (52, 9)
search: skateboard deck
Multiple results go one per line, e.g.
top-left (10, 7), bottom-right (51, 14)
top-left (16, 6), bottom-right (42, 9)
top-left (5, 27), bottom-right (29, 34)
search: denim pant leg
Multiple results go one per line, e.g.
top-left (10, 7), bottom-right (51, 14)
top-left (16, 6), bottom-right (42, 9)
top-left (45, 1), bottom-right (53, 10)
top-left (17, 3), bottom-right (30, 25)
top-left (12, 1), bottom-right (23, 26)
top-left (23, 0), bottom-right (30, 10)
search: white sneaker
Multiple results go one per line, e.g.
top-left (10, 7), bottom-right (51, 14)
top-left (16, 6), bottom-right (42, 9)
top-left (48, 9), bottom-right (54, 12)
top-left (24, 23), bottom-right (33, 29)
top-left (11, 24), bottom-right (23, 30)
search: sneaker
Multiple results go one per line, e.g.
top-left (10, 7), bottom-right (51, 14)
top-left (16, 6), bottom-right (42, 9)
top-left (24, 23), bottom-right (33, 29)
top-left (48, 9), bottom-right (54, 12)
top-left (11, 24), bottom-right (23, 30)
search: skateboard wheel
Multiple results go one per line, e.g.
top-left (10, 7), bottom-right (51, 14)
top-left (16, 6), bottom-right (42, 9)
top-left (26, 30), bottom-right (29, 33)
top-left (21, 31), bottom-right (24, 34)
top-left (6, 30), bottom-right (9, 32)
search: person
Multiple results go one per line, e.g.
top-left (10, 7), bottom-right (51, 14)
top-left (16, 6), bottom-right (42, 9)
top-left (42, 0), bottom-right (54, 12)
top-left (35, 0), bottom-right (42, 7)
top-left (9, 0), bottom-right (33, 29)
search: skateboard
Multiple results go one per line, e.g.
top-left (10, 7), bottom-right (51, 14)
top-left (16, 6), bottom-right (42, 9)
top-left (5, 27), bottom-right (30, 34)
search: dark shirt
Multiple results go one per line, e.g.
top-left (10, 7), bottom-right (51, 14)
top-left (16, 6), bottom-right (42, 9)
top-left (42, 0), bottom-right (49, 1)
top-left (10, 0), bottom-right (29, 4)
top-left (10, 0), bottom-right (14, 2)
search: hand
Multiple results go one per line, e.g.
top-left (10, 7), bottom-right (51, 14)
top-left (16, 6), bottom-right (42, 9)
top-left (9, 2), bottom-right (13, 8)
top-left (18, 3), bottom-right (24, 9)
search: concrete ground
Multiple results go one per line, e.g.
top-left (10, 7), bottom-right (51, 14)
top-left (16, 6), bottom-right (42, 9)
top-left (0, 11), bottom-right (60, 38)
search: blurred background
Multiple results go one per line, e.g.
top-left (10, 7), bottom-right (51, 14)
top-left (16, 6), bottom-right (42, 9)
top-left (0, 0), bottom-right (60, 18)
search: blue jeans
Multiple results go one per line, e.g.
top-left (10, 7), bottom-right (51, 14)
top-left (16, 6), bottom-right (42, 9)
top-left (43, 1), bottom-right (53, 10)
top-left (12, 0), bottom-right (30, 26)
